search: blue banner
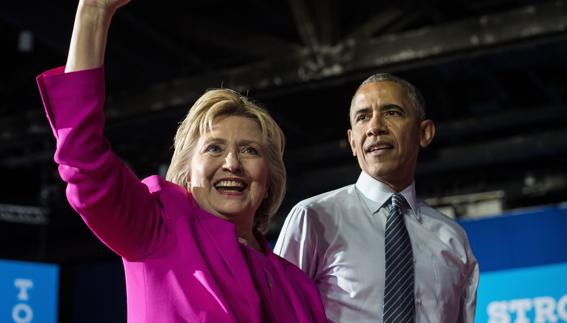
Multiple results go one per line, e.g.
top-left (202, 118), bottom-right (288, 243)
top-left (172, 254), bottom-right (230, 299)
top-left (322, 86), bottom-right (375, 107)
top-left (475, 262), bottom-right (567, 323)
top-left (0, 260), bottom-right (59, 323)
top-left (459, 204), bottom-right (567, 323)
top-left (460, 204), bottom-right (567, 272)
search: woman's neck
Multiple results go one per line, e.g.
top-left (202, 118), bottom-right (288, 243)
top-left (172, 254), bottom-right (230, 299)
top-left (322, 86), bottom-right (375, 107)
top-left (237, 229), bottom-right (263, 252)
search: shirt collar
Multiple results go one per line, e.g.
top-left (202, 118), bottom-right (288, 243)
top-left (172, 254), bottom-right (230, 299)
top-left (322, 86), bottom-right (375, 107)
top-left (355, 171), bottom-right (421, 221)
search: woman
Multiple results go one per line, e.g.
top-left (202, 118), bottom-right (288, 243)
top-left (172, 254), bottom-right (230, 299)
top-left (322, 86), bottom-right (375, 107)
top-left (36, 0), bottom-right (327, 322)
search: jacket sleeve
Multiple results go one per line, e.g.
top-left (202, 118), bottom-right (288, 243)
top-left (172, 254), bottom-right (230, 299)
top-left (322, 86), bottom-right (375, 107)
top-left (37, 66), bottom-right (168, 260)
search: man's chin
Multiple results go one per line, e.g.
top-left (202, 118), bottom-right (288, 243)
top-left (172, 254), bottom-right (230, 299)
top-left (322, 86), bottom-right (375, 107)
top-left (365, 166), bottom-right (394, 179)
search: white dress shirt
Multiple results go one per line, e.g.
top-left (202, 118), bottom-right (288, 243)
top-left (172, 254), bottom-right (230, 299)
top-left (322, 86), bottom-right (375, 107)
top-left (275, 172), bottom-right (479, 323)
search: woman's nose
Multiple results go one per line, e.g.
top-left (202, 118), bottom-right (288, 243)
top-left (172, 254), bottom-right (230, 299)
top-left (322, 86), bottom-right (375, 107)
top-left (222, 152), bottom-right (242, 173)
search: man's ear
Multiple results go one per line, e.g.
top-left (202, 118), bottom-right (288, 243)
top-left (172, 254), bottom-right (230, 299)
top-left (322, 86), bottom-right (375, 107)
top-left (347, 129), bottom-right (357, 156)
top-left (419, 119), bottom-right (436, 148)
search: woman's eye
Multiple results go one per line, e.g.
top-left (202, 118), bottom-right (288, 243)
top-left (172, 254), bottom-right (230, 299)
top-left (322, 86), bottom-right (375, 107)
top-left (242, 146), bottom-right (259, 155)
top-left (204, 144), bottom-right (221, 153)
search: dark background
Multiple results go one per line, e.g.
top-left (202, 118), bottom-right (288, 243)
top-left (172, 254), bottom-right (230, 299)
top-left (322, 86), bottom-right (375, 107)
top-left (1, 0), bottom-right (567, 321)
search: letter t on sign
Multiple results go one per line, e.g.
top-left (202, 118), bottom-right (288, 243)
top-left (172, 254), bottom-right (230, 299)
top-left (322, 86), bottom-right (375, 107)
top-left (14, 279), bottom-right (33, 301)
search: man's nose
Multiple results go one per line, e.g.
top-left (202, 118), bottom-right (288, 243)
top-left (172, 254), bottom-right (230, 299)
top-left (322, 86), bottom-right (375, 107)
top-left (366, 115), bottom-right (387, 136)
top-left (223, 151), bottom-right (242, 173)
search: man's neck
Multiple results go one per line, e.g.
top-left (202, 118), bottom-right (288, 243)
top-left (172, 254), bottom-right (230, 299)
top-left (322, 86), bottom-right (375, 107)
top-left (373, 175), bottom-right (413, 193)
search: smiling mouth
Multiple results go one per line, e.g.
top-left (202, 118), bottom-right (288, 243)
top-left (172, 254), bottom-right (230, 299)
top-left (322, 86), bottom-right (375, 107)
top-left (365, 142), bottom-right (393, 153)
top-left (214, 179), bottom-right (247, 193)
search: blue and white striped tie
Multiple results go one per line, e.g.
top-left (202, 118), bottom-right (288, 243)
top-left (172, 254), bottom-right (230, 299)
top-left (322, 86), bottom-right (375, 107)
top-left (383, 193), bottom-right (415, 323)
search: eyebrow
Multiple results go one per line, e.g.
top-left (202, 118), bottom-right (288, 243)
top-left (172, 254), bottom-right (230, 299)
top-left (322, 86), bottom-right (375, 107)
top-left (381, 104), bottom-right (405, 112)
top-left (238, 139), bottom-right (263, 147)
top-left (203, 137), bottom-right (225, 144)
top-left (352, 104), bottom-right (404, 116)
top-left (203, 137), bottom-right (262, 146)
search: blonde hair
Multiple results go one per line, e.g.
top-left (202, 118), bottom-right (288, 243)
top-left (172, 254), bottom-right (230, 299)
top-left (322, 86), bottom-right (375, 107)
top-left (166, 89), bottom-right (286, 233)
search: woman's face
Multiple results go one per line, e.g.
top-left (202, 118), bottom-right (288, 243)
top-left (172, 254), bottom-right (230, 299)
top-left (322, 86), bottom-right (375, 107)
top-left (189, 115), bottom-right (269, 228)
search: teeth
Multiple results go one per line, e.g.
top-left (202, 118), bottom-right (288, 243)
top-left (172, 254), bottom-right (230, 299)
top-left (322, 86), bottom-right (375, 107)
top-left (215, 180), bottom-right (246, 193)
top-left (215, 180), bottom-right (245, 188)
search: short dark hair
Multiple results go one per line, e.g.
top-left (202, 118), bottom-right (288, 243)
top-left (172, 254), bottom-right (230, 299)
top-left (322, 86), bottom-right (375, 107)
top-left (351, 73), bottom-right (426, 121)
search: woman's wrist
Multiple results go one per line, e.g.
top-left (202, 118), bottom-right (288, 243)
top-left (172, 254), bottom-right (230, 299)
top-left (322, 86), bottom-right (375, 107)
top-left (65, 1), bottom-right (115, 72)
top-left (76, 1), bottom-right (115, 30)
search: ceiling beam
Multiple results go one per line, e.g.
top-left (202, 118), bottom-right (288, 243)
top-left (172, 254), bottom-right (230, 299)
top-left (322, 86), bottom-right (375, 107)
top-left (179, 14), bottom-right (301, 60)
top-left (345, 8), bottom-right (404, 41)
top-left (347, 1), bottom-right (567, 72)
top-left (312, 0), bottom-right (339, 46)
top-left (99, 0), bottom-right (567, 118)
top-left (288, 0), bottom-right (320, 50)
top-left (1, 0), bottom-right (567, 146)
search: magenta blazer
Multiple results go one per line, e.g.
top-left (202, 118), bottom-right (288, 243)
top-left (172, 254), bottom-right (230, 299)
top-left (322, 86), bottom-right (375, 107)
top-left (37, 67), bottom-right (327, 323)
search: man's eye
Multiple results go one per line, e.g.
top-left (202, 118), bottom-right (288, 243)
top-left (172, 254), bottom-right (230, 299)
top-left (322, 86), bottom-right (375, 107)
top-left (385, 110), bottom-right (402, 117)
top-left (356, 114), bottom-right (369, 122)
top-left (204, 144), bottom-right (221, 153)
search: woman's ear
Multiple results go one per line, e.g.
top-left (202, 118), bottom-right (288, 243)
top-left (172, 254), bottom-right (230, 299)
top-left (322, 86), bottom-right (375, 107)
top-left (419, 119), bottom-right (436, 148)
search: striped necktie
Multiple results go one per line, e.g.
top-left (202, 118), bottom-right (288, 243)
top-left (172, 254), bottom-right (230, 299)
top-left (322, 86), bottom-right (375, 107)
top-left (383, 193), bottom-right (415, 323)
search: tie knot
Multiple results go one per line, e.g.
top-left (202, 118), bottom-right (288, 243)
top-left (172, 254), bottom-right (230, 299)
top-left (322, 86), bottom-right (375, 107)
top-left (391, 193), bottom-right (404, 210)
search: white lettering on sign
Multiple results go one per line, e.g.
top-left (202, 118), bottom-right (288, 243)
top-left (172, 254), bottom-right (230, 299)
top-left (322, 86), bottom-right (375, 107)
top-left (14, 279), bottom-right (33, 301)
top-left (488, 301), bottom-right (509, 323)
top-left (509, 298), bottom-right (531, 323)
top-left (488, 294), bottom-right (567, 323)
top-left (534, 296), bottom-right (558, 322)
top-left (559, 296), bottom-right (567, 320)
top-left (12, 304), bottom-right (33, 323)
top-left (13, 278), bottom-right (34, 323)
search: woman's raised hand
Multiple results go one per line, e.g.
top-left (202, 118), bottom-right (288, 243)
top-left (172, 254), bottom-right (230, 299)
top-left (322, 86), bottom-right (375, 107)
top-left (65, 0), bottom-right (130, 72)
top-left (79, 0), bottom-right (130, 15)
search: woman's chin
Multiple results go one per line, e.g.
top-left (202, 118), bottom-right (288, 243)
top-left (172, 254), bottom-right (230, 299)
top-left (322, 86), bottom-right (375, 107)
top-left (211, 207), bottom-right (253, 223)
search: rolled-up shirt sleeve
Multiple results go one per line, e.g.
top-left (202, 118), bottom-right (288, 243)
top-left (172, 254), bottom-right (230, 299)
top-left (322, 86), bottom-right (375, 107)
top-left (275, 206), bottom-right (320, 280)
top-left (460, 237), bottom-right (480, 323)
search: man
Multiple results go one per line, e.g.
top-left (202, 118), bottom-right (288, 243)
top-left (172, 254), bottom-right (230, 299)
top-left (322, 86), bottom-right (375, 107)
top-left (275, 74), bottom-right (479, 323)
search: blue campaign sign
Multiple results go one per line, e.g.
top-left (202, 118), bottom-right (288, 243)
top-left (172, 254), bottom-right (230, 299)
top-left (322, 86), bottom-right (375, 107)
top-left (0, 260), bottom-right (59, 323)
top-left (460, 205), bottom-right (567, 272)
top-left (459, 205), bottom-right (567, 323)
top-left (475, 262), bottom-right (567, 323)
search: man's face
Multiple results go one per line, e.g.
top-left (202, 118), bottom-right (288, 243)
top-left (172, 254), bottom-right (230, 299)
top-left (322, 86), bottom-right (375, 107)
top-left (348, 81), bottom-right (435, 191)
